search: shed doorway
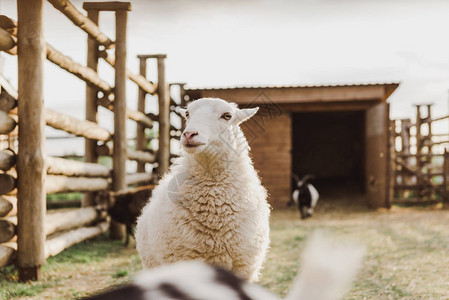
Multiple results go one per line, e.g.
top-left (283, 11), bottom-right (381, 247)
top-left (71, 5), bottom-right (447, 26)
top-left (292, 111), bottom-right (365, 197)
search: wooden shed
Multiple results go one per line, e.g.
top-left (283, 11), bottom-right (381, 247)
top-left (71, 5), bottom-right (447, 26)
top-left (184, 83), bottom-right (399, 208)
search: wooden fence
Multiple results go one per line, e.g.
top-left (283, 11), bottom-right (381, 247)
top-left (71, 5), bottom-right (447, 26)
top-left (391, 103), bottom-right (449, 205)
top-left (0, 0), bottom-right (184, 281)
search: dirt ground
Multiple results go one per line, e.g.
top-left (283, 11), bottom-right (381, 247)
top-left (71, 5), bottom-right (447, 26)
top-left (2, 196), bottom-right (449, 299)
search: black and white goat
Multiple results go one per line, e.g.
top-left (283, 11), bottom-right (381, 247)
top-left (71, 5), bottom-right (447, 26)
top-left (290, 174), bottom-right (319, 219)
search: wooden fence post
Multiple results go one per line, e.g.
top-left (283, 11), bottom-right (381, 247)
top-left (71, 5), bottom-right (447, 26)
top-left (83, 2), bottom-right (131, 240)
top-left (136, 57), bottom-right (147, 173)
top-left (155, 55), bottom-right (169, 176)
top-left (173, 82), bottom-right (187, 130)
top-left (136, 54), bottom-right (170, 177)
top-left (16, 0), bottom-right (46, 281)
top-left (83, 8), bottom-right (100, 207)
top-left (112, 4), bottom-right (130, 239)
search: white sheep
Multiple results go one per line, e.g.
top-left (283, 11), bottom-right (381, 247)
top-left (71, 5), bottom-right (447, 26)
top-left (135, 98), bottom-right (270, 282)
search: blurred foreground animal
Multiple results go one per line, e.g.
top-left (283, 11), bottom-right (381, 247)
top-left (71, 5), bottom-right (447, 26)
top-left (84, 232), bottom-right (364, 300)
top-left (136, 98), bottom-right (270, 282)
top-left (96, 185), bottom-right (153, 245)
top-left (290, 174), bottom-right (319, 219)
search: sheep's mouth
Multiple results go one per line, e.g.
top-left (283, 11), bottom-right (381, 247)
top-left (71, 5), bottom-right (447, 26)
top-left (183, 142), bottom-right (205, 148)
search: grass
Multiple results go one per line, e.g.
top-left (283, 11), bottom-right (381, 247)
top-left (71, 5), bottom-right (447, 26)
top-left (46, 192), bottom-right (83, 202)
top-left (2, 198), bottom-right (449, 299)
top-left (0, 236), bottom-right (141, 299)
top-left (260, 203), bottom-right (449, 299)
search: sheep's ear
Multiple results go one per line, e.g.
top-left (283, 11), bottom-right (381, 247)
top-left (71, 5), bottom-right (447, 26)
top-left (179, 108), bottom-right (187, 119)
top-left (234, 107), bottom-right (259, 124)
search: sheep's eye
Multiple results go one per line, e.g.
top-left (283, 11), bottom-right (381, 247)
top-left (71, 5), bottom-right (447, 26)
top-left (185, 111), bottom-right (189, 119)
top-left (221, 112), bottom-right (232, 121)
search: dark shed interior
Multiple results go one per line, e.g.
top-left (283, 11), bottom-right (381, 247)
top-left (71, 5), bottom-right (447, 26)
top-left (292, 111), bottom-right (365, 196)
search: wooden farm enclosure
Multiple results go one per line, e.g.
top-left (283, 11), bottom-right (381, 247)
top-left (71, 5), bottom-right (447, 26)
top-left (0, 0), bottom-right (186, 281)
top-left (185, 84), bottom-right (399, 208)
top-left (391, 104), bottom-right (449, 205)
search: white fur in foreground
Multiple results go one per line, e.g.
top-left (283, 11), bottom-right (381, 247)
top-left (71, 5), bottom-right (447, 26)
top-left (85, 232), bottom-right (364, 300)
top-left (286, 232), bottom-right (365, 300)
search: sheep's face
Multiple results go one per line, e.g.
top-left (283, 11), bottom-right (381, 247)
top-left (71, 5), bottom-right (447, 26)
top-left (180, 98), bottom-right (258, 155)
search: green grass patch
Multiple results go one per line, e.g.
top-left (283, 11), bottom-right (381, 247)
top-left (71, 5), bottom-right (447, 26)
top-left (0, 235), bottom-right (141, 299)
top-left (46, 192), bottom-right (83, 202)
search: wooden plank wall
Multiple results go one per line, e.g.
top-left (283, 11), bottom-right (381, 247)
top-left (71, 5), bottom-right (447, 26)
top-left (241, 112), bottom-right (291, 208)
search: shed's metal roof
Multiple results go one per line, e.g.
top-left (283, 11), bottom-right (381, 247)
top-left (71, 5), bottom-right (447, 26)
top-left (184, 82), bottom-right (400, 91)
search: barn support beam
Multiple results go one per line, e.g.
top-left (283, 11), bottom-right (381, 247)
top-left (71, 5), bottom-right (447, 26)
top-left (16, 0), bottom-right (46, 281)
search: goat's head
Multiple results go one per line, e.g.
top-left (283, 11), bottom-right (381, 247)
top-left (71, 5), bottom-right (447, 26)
top-left (294, 174), bottom-right (315, 188)
top-left (179, 98), bottom-right (258, 156)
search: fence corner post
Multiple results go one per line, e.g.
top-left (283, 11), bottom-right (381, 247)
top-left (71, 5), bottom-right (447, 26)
top-left (16, 0), bottom-right (46, 281)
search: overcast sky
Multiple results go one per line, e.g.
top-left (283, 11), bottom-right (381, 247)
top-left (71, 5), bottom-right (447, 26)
top-left (2, 0), bottom-right (449, 154)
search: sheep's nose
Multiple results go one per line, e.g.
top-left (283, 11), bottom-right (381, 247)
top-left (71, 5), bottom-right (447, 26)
top-left (183, 131), bottom-right (198, 140)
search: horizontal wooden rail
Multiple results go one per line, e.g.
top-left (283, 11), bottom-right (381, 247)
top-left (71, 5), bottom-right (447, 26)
top-left (395, 153), bottom-right (445, 157)
top-left (0, 174), bottom-right (16, 195)
top-left (0, 15), bottom-right (16, 33)
top-left (0, 149), bottom-right (15, 171)
top-left (126, 173), bottom-right (152, 186)
top-left (395, 184), bottom-right (444, 189)
top-left (45, 221), bottom-right (108, 258)
top-left (127, 149), bottom-right (155, 163)
top-left (99, 50), bottom-right (157, 95)
top-left (127, 110), bottom-right (153, 129)
top-left (427, 140), bottom-right (449, 146)
top-left (0, 110), bottom-right (16, 134)
top-left (395, 172), bottom-right (444, 176)
top-left (47, 156), bottom-right (110, 177)
top-left (45, 108), bottom-right (112, 141)
top-left (0, 213), bottom-right (107, 266)
top-left (0, 15), bottom-right (112, 93)
top-left (46, 175), bottom-right (110, 194)
top-left (98, 96), bottom-right (153, 128)
top-left (393, 199), bottom-right (441, 205)
top-left (45, 207), bottom-right (105, 237)
top-left (0, 16), bottom-right (17, 55)
top-left (0, 195), bottom-right (16, 217)
top-left (0, 218), bottom-right (15, 243)
top-left (0, 245), bottom-right (14, 267)
top-left (0, 27), bottom-right (15, 51)
top-left (0, 89), bottom-right (17, 112)
top-left (0, 80), bottom-right (112, 141)
top-left (30, 1), bottom-right (157, 95)
top-left (0, 76), bottom-right (18, 100)
top-left (431, 115), bottom-right (449, 122)
top-left (2, 206), bottom-right (105, 241)
top-left (46, 43), bottom-right (112, 92)
top-left (47, 0), bottom-right (114, 48)
top-left (95, 144), bottom-right (156, 164)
